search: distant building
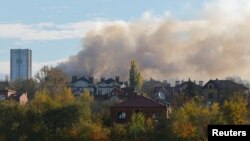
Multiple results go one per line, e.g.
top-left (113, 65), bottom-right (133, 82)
top-left (69, 76), bottom-right (127, 98)
top-left (96, 76), bottom-right (125, 96)
top-left (69, 76), bottom-right (95, 95)
top-left (150, 79), bottom-right (202, 106)
top-left (10, 49), bottom-right (32, 82)
top-left (203, 79), bottom-right (249, 105)
top-left (0, 88), bottom-right (28, 105)
top-left (110, 92), bottom-right (170, 124)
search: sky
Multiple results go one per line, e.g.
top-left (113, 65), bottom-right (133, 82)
top-left (1, 0), bottom-right (250, 82)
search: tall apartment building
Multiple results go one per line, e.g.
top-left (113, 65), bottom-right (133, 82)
top-left (10, 49), bottom-right (32, 82)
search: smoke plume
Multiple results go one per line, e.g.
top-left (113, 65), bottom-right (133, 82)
top-left (58, 0), bottom-right (250, 81)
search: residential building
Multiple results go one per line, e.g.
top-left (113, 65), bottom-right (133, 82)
top-left (0, 88), bottom-right (28, 105)
top-left (203, 79), bottom-right (249, 105)
top-left (110, 92), bottom-right (170, 124)
top-left (151, 79), bottom-right (202, 106)
top-left (10, 49), bottom-right (32, 82)
top-left (96, 76), bottom-right (125, 96)
top-left (69, 76), bottom-right (95, 95)
top-left (69, 75), bottom-right (127, 97)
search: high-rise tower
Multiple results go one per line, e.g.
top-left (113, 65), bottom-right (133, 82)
top-left (10, 49), bottom-right (32, 82)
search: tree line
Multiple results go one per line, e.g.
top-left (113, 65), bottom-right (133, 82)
top-left (0, 62), bottom-right (249, 141)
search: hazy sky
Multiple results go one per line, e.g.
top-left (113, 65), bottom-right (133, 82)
top-left (1, 0), bottom-right (250, 82)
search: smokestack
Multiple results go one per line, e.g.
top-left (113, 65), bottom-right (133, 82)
top-left (175, 80), bottom-right (180, 86)
top-left (115, 76), bottom-right (120, 82)
top-left (72, 76), bottom-right (77, 82)
top-left (199, 81), bottom-right (203, 87)
top-left (163, 80), bottom-right (168, 84)
top-left (89, 76), bottom-right (94, 83)
top-left (100, 77), bottom-right (105, 82)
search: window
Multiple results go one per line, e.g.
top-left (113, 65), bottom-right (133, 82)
top-left (152, 112), bottom-right (158, 119)
top-left (117, 112), bottom-right (127, 122)
top-left (208, 84), bottom-right (213, 89)
top-left (208, 93), bottom-right (213, 99)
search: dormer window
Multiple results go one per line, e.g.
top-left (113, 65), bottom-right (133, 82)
top-left (208, 84), bottom-right (213, 89)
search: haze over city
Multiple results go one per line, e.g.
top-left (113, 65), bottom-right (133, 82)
top-left (1, 0), bottom-right (250, 82)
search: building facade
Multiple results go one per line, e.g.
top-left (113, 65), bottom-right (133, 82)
top-left (110, 93), bottom-right (169, 124)
top-left (203, 79), bottom-right (249, 105)
top-left (10, 49), bottom-right (32, 82)
top-left (69, 76), bottom-right (127, 98)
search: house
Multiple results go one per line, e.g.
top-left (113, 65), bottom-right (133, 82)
top-left (110, 92), bottom-right (170, 124)
top-left (0, 89), bottom-right (28, 105)
top-left (69, 75), bottom-right (127, 98)
top-left (172, 79), bottom-right (203, 96)
top-left (203, 79), bottom-right (249, 105)
top-left (177, 79), bottom-right (203, 98)
top-left (69, 76), bottom-right (96, 95)
top-left (151, 79), bottom-right (203, 106)
top-left (0, 89), bottom-right (16, 100)
top-left (96, 76), bottom-right (126, 96)
top-left (7, 93), bottom-right (28, 105)
top-left (151, 86), bottom-right (171, 104)
top-left (110, 87), bottom-right (136, 102)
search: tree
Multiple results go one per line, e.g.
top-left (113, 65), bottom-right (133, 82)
top-left (141, 78), bottom-right (162, 97)
top-left (9, 78), bottom-right (38, 99)
top-left (183, 80), bottom-right (199, 99)
top-left (222, 94), bottom-right (248, 124)
top-left (129, 112), bottom-right (146, 141)
top-left (89, 123), bottom-right (110, 141)
top-left (35, 66), bottom-right (68, 98)
top-left (129, 60), bottom-right (143, 90)
top-left (110, 123), bottom-right (128, 141)
top-left (171, 100), bottom-right (225, 141)
top-left (0, 101), bottom-right (25, 141)
top-left (136, 72), bottom-right (143, 91)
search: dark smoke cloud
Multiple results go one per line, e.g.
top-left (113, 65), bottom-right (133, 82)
top-left (58, 1), bottom-right (250, 81)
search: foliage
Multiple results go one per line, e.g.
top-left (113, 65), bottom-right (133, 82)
top-left (171, 100), bottom-right (225, 141)
top-left (89, 123), bottom-right (110, 141)
top-left (222, 94), bottom-right (248, 124)
top-left (129, 60), bottom-right (143, 90)
top-left (110, 123), bottom-right (128, 141)
top-left (129, 112), bottom-right (146, 141)
top-left (141, 78), bottom-right (162, 97)
top-left (35, 66), bottom-right (68, 97)
top-left (9, 78), bottom-right (38, 99)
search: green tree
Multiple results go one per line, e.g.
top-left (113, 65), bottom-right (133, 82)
top-left (110, 123), bottom-right (128, 141)
top-left (129, 60), bottom-right (143, 90)
top-left (0, 101), bottom-right (26, 141)
top-left (129, 112), bottom-right (146, 141)
top-left (183, 80), bottom-right (199, 99)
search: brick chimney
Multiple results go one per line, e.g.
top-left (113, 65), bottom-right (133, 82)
top-left (89, 76), bottom-right (94, 83)
top-left (199, 81), bottom-right (203, 86)
top-left (115, 76), bottom-right (120, 82)
top-left (100, 77), bottom-right (105, 82)
top-left (175, 80), bottom-right (180, 86)
top-left (72, 76), bottom-right (77, 82)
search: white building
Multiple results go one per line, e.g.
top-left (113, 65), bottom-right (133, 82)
top-left (10, 49), bottom-right (32, 82)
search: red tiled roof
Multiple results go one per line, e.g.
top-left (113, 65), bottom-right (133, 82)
top-left (111, 95), bottom-right (166, 108)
